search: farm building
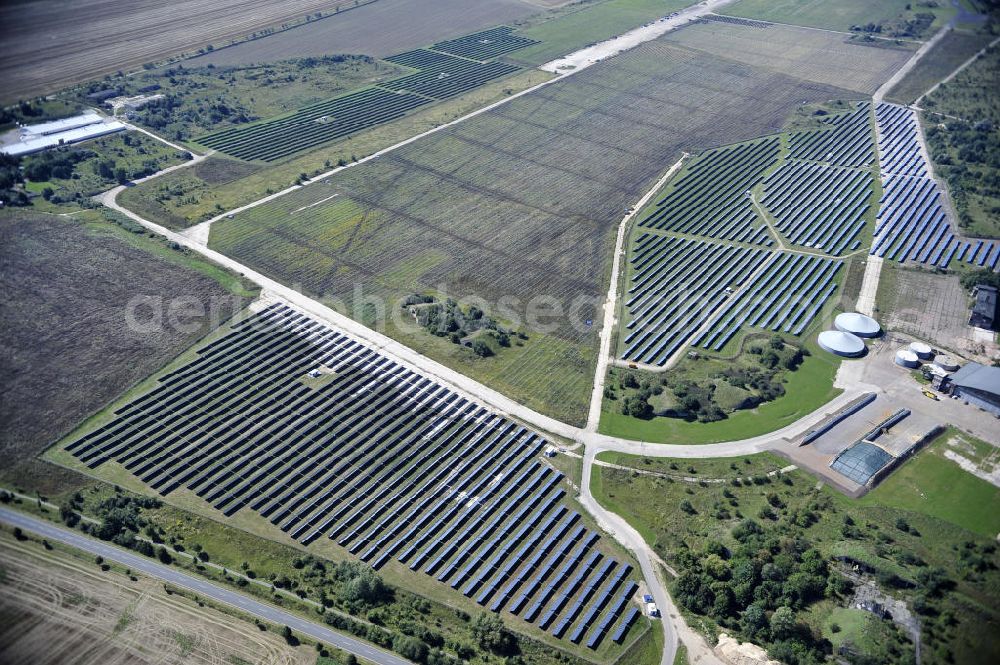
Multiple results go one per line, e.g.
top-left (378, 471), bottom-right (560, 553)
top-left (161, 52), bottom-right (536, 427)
top-left (969, 284), bottom-right (998, 330)
top-left (817, 330), bottom-right (865, 357)
top-left (948, 362), bottom-right (1000, 416)
top-left (1, 111), bottom-right (126, 156)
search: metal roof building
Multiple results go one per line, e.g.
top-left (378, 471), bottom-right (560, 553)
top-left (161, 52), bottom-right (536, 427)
top-left (1, 112), bottom-right (127, 157)
top-left (970, 285), bottom-right (998, 330)
top-left (949, 362), bottom-right (1000, 417)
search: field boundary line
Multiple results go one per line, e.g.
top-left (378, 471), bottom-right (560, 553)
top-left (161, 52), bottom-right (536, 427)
top-left (586, 154), bottom-right (688, 432)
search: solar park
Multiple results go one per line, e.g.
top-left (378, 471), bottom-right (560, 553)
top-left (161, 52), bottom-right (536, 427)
top-left (619, 104), bottom-right (877, 366)
top-left (198, 27), bottom-right (538, 161)
top-left (870, 103), bottom-right (1000, 270)
top-left (62, 301), bottom-right (642, 650)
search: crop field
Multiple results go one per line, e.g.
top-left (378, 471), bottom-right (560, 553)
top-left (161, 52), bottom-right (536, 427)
top-left (209, 35), bottom-right (858, 421)
top-left (198, 28), bottom-right (535, 161)
top-left (719, 0), bottom-right (954, 36)
top-left (871, 103), bottom-right (1000, 269)
top-left (0, 0), bottom-right (364, 103)
top-left (665, 19), bottom-right (913, 94)
top-left (0, 209), bottom-right (255, 494)
top-left (61, 301), bottom-right (642, 652)
top-left (887, 30), bottom-right (996, 103)
top-left (0, 534), bottom-right (311, 665)
top-left (182, 0), bottom-right (538, 68)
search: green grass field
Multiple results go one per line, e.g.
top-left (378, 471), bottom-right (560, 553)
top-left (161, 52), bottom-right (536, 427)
top-left (860, 430), bottom-right (1000, 537)
top-left (593, 447), bottom-right (1000, 665)
top-left (722, 0), bottom-right (955, 37)
top-left (599, 336), bottom-right (842, 443)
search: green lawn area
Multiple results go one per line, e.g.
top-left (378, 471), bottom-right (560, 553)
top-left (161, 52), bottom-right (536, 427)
top-left (860, 430), bottom-right (1000, 538)
top-left (598, 337), bottom-right (842, 444)
top-left (721, 0), bottom-right (955, 36)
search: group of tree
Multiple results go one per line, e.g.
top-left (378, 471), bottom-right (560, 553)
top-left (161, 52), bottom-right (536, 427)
top-left (401, 293), bottom-right (524, 358)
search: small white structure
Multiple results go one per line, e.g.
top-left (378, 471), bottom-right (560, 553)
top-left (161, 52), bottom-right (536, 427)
top-left (835, 312), bottom-right (880, 338)
top-left (934, 355), bottom-right (959, 372)
top-left (646, 602), bottom-right (660, 617)
top-left (2, 111), bottom-right (127, 157)
top-left (543, 445), bottom-right (557, 458)
top-left (909, 341), bottom-right (933, 359)
top-left (894, 349), bottom-right (920, 368)
top-left (818, 330), bottom-right (866, 357)
top-left (307, 368), bottom-right (322, 378)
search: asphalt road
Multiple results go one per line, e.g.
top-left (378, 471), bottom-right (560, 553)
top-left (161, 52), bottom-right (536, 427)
top-left (0, 507), bottom-right (412, 665)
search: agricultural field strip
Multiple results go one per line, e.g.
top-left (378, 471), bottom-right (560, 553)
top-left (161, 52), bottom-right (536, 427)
top-left (64, 302), bottom-right (638, 648)
top-left (871, 103), bottom-right (1000, 270)
top-left (198, 27), bottom-right (537, 161)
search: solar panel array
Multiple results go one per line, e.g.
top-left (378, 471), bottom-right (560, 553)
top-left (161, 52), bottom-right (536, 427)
top-left (620, 236), bottom-right (771, 365)
top-left (695, 252), bottom-right (842, 351)
top-left (199, 27), bottom-right (534, 161)
top-left (761, 161), bottom-right (873, 255)
top-left (870, 103), bottom-right (1000, 270)
top-left (66, 302), bottom-right (639, 647)
top-left (431, 26), bottom-right (540, 61)
top-left (637, 138), bottom-right (780, 245)
top-left (789, 102), bottom-right (874, 168)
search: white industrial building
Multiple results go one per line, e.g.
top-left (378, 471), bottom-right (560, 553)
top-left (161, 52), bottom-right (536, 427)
top-left (1, 111), bottom-right (127, 157)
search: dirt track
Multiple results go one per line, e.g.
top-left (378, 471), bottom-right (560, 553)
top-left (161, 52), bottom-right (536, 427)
top-left (0, 0), bottom-right (361, 103)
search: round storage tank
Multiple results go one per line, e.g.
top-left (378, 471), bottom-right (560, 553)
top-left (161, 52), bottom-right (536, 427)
top-left (835, 312), bottom-right (881, 338)
top-left (909, 341), bottom-right (933, 359)
top-left (818, 330), bottom-right (866, 357)
top-left (895, 349), bottom-right (920, 368)
top-left (934, 355), bottom-right (959, 372)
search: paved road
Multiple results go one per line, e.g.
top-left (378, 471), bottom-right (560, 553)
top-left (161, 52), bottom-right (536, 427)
top-left (0, 507), bottom-right (412, 665)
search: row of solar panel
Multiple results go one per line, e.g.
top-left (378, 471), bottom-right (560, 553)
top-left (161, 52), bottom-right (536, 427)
top-left (68, 302), bottom-right (642, 644)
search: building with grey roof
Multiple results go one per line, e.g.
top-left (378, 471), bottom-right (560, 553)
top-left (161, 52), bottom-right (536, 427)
top-left (948, 362), bottom-right (1000, 416)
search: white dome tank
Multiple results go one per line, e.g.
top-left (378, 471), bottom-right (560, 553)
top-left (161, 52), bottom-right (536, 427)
top-left (835, 312), bottom-right (880, 338)
top-left (934, 355), bottom-right (959, 372)
top-left (909, 341), bottom-right (933, 359)
top-left (895, 349), bottom-right (920, 368)
top-left (818, 330), bottom-right (866, 357)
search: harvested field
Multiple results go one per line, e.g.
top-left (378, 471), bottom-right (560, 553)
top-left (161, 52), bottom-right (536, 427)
top-left (887, 30), bottom-right (996, 103)
top-left (0, 0), bottom-right (364, 103)
top-left (666, 19), bottom-right (913, 94)
top-left (720, 0), bottom-right (953, 36)
top-left (0, 534), bottom-right (310, 665)
top-left (0, 210), bottom-right (256, 492)
top-left (210, 37), bottom-right (857, 423)
top-left (183, 0), bottom-right (539, 69)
